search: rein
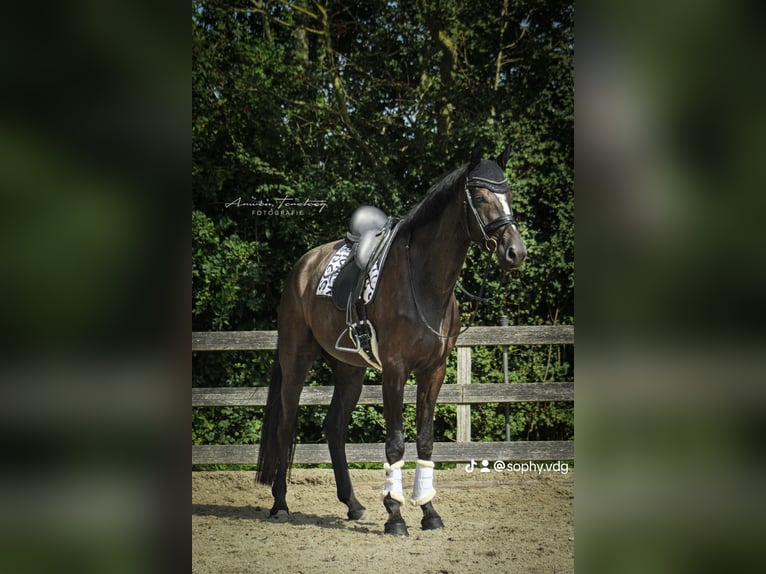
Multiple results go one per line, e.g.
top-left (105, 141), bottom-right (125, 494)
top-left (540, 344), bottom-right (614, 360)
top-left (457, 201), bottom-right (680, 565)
top-left (455, 268), bottom-right (493, 303)
top-left (405, 182), bottom-right (512, 340)
top-left (405, 159), bottom-right (518, 339)
top-left (405, 229), bottom-right (478, 340)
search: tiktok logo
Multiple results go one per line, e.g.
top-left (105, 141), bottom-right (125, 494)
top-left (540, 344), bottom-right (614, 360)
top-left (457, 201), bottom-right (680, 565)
top-left (464, 459), bottom-right (491, 473)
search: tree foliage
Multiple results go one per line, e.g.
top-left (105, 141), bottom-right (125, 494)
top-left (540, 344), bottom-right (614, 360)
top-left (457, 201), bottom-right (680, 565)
top-left (192, 0), bottom-right (574, 452)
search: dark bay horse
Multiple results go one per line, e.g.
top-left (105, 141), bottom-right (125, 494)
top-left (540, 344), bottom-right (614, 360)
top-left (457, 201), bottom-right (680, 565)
top-left (256, 145), bottom-right (526, 536)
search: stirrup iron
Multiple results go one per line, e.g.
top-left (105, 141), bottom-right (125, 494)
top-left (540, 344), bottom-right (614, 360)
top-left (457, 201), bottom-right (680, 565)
top-left (333, 320), bottom-right (383, 371)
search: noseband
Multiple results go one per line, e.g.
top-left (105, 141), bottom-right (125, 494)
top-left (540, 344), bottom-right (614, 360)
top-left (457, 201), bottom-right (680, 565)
top-left (464, 175), bottom-right (516, 252)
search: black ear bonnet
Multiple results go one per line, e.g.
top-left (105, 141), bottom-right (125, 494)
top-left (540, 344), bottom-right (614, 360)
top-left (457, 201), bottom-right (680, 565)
top-left (465, 159), bottom-right (510, 194)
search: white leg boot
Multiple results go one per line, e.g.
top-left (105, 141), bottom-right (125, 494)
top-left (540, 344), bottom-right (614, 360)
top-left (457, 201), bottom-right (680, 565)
top-left (410, 459), bottom-right (436, 506)
top-left (381, 459), bottom-right (405, 504)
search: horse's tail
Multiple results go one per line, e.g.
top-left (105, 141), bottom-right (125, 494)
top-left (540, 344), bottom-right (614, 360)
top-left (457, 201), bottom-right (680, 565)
top-left (256, 349), bottom-right (292, 485)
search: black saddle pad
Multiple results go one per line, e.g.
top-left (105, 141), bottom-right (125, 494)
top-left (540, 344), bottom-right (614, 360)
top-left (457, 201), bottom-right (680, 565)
top-left (331, 259), bottom-right (361, 311)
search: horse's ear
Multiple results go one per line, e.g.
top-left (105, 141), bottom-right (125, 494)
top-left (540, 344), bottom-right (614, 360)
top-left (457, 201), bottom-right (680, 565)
top-left (469, 144), bottom-right (482, 169)
top-left (496, 143), bottom-right (512, 170)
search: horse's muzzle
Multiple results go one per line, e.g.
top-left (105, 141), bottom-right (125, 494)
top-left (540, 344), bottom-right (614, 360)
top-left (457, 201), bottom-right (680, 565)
top-left (501, 240), bottom-right (527, 270)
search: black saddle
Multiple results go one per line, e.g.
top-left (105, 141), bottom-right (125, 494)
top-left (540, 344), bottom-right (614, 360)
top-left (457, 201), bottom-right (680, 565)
top-left (347, 205), bottom-right (388, 269)
top-left (331, 206), bottom-right (400, 370)
top-left (332, 206), bottom-right (399, 311)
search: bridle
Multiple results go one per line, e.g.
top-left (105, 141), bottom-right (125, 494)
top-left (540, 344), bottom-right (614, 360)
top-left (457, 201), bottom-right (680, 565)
top-left (463, 175), bottom-right (517, 253)
top-left (407, 169), bottom-right (519, 339)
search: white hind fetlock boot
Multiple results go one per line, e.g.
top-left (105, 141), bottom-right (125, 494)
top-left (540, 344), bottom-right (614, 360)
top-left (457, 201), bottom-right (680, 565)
top-left (410, 459), bottom-right (436, 506)
top-left (381, 459), bottom-right (405, 504)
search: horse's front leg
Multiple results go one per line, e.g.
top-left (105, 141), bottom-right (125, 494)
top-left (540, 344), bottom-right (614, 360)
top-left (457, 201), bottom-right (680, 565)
top-left (413, 364), bottom-right (446, 530)
top-left (381, 366), bottom-right (408, 536)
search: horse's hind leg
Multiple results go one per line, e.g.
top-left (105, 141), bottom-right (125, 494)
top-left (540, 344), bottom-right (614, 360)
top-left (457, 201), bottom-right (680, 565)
top-left (413, 365), bottom-right (446, 530)
top-left (324, 358), bottom-right (366, 520)
top-left (269, 337), bottom-right (318, 518)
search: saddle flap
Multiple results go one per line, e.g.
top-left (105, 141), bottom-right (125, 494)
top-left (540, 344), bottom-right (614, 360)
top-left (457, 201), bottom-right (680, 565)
top-left (331, 259), bottom-right (360, 311)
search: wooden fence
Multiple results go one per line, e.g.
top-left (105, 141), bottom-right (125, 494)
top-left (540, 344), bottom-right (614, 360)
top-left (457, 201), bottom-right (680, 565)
top-left (192, 325), bottom-right (574, 465)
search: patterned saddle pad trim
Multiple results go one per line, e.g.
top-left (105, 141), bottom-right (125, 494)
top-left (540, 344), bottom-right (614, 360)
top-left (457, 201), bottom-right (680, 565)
top-left (316, 244), bottom-right (380, 304)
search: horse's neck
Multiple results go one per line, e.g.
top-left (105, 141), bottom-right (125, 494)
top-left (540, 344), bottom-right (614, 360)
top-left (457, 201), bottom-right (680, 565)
top-left (408, 190), bottom-right (470, 302)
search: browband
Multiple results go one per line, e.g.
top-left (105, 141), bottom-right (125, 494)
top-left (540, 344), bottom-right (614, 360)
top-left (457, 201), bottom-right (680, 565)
top-left (466, 176), bottom-right (509, 194)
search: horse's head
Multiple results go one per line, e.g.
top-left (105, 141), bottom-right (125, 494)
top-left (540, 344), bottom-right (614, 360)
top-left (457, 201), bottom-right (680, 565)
top-left (464, 144), bottom-right (527, 271)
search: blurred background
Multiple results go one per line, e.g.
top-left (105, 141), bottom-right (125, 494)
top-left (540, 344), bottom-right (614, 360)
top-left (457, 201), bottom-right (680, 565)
top-left (577, 0), bottom-right (766, 571)
top-left (0, 1), bottom-right (188, 572)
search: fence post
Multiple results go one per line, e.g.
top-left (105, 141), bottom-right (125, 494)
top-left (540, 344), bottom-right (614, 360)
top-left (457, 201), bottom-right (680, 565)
top-left (456, 346), bottom-right (471, 442)
top-left (500, 315), bottom-right (511, 441)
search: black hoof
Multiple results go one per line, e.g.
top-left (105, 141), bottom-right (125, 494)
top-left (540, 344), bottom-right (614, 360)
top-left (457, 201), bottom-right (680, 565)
top-left (421, 515), bottom-right (444, 530)
top-left (347, 507), bottom-right (366, 520)
top-left (269, 507), bottom-right (289, 519)
top-left (384, 521), bottom-right (409, 537)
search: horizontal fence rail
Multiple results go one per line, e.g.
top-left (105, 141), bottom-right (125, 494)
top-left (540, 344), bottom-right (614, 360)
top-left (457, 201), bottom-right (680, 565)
top-left (192, 325), bottom-right (574, 465)
top-left (192, 383), bottom-right (573, 407)
top-left (191, 325), bottom-right (574, 351)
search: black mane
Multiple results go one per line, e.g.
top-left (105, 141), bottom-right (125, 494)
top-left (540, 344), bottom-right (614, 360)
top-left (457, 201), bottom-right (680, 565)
top-left (400, 164), bottom-right (467, 231)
